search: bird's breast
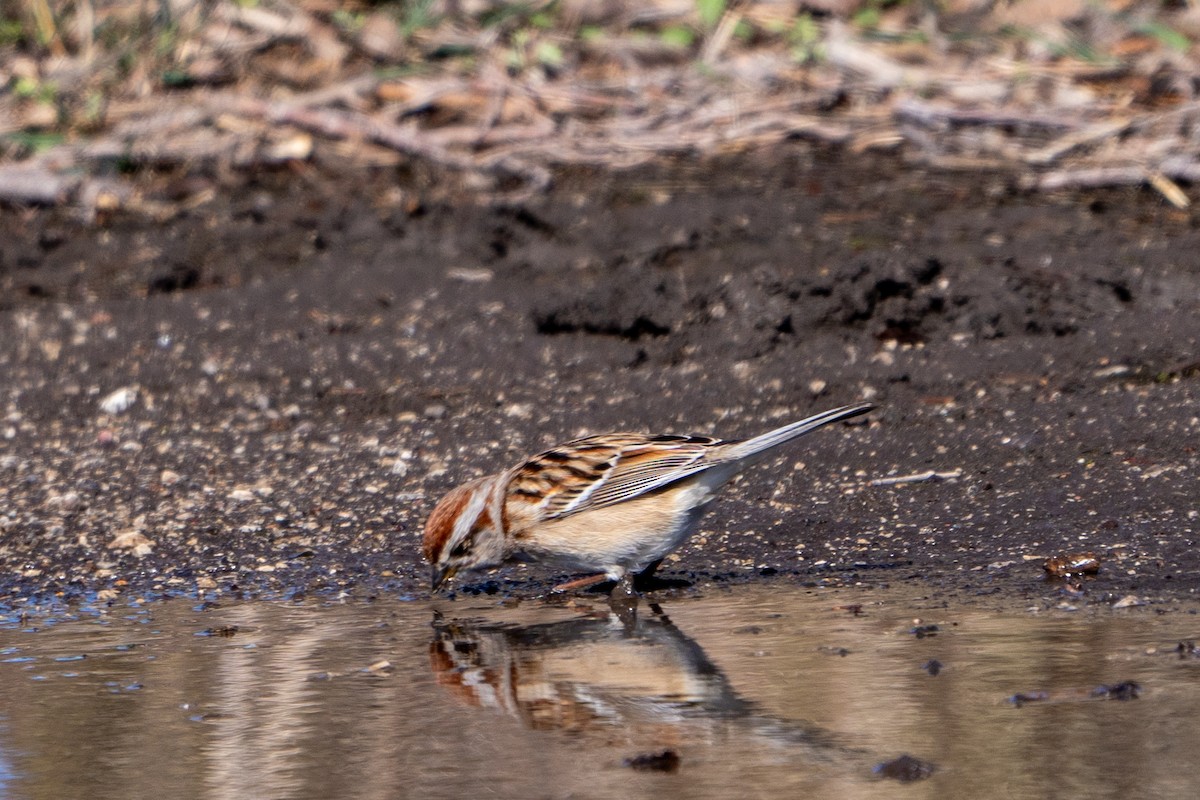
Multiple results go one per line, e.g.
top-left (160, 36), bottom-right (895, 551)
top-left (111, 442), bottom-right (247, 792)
top-left (510, 479), bottom-right (721, 573)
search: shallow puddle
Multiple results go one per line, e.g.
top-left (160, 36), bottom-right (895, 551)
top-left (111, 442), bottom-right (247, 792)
top-left (1, 586), bottom-right (1198, 799)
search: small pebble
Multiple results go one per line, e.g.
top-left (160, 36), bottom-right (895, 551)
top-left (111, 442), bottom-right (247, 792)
top-left (99, 386), bottom-right (138, 415)
top-left (623, 750), bottom-right (680, 772)
top-left (874, 754), bottom-right (936, 782)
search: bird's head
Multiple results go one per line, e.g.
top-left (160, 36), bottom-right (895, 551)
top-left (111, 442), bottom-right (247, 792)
top-left (422, 475), bottom-right (507, 590)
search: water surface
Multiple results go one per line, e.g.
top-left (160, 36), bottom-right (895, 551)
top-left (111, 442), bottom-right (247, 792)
top-left (1, 586), bottom-right (1197, 799)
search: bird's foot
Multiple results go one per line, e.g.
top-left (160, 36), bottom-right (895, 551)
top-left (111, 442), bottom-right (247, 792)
top-left (611, 573), bottom-right (638, 601)
top-left (632, 559), bottom-right (690, 592)
top-left (551, 573), bottom-right (611, 593)
top-left (608, 574), bottom-right (640, 623)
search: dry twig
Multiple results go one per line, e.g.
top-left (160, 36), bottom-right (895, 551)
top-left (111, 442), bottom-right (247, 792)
top-left (870, 469), bottom-right (964, 487)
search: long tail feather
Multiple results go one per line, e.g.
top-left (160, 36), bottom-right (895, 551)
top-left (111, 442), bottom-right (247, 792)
top-left (718, 402), bottom-right (874, 462)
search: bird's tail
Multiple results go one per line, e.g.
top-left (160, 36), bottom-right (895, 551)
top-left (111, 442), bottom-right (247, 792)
top-left (718, 402), bottom-right (874, 463)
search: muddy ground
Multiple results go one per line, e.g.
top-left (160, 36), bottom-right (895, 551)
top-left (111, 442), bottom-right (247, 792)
top-left (0, 145), bottom-right (1197, 612)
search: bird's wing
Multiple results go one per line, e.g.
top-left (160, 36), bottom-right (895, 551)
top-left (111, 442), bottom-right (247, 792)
top-left (506, 433), bottom-right (721, 520)
top-left (504, 405), bottom-right (874, 526)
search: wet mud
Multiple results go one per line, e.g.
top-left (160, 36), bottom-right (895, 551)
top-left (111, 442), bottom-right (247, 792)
top-left (0, 145), bottom-right (1197, 610)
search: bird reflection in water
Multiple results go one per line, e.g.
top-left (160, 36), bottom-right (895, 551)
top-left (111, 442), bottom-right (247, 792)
top-left (429, 597), bottom-right (851, 759)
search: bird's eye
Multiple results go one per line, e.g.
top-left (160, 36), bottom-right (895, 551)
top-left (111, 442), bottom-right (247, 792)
top-left (450, 540), bottom-right (471, 558)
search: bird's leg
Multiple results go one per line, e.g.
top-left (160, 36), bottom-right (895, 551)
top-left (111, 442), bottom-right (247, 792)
top-left (637, 559), bottom-right (664, 582)
top-left (632, 559), bottom-right (666, 591)
top-left (551, 573), bottom-right (610, 593)
top-left (614, 573), bottom-right (643, 597)
top-left (608, 573), bottom-right (640, 621)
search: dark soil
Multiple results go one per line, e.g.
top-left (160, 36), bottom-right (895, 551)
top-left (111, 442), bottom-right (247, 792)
top-left (1, 145), bottom-right (1198, 611)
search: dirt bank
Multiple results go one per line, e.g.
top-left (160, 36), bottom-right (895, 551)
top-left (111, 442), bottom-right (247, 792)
top-left (1, 145), bottom-right (1198, 612)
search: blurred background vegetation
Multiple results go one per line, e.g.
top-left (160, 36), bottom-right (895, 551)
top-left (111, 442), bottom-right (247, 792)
top-left (2, 1), bottom-right (1199, 202)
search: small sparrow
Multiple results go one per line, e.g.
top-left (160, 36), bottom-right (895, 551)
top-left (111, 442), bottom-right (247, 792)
top-left (423, 402), bottom-right (873, 593)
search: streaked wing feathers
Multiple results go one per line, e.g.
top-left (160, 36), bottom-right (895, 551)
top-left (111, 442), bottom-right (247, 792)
top-left (508, 433), bottom-right (722, 520)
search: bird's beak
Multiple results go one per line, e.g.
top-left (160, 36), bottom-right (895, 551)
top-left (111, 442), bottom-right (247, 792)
top-left (431, 564), bottom-right (457, 591)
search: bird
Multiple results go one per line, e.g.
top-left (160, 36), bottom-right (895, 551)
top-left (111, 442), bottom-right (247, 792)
top-left (423, 402), bottom-right (873, 594)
